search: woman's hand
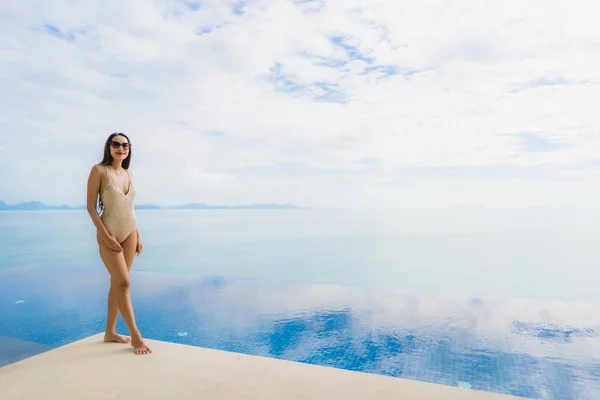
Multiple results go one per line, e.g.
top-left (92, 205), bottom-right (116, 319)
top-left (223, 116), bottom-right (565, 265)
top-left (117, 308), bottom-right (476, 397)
top-left (101, 230), bottom-right (123, 252)
top-left (136, 233), bottom-right (143, 255)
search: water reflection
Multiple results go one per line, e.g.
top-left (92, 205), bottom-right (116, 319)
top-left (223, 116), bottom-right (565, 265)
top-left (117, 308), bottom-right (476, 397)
top-left (1, 266), bottom-right (599, 399)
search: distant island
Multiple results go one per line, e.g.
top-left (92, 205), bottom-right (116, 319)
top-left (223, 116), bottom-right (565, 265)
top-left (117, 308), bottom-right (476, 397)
top-left (0, 200), bottom-right (300, 211)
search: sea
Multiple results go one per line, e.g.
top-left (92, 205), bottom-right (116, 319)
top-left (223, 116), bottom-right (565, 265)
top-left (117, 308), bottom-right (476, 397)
top-left (1, 207), bottom-right (599, 304)
top-left (2, 207), bottom-right (600, 399)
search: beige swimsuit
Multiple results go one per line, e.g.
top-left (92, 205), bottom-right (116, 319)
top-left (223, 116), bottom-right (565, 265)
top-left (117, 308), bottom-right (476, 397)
top-left (100, 166), bottom-right (137, 242)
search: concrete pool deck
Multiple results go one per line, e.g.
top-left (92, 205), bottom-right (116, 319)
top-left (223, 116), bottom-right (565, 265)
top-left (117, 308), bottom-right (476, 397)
top-left (0, 333), bottom-right (525, 400)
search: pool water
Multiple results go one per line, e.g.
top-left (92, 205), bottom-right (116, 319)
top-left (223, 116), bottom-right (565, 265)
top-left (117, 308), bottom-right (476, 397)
top-left (1, 265), bottom-right (599, 399)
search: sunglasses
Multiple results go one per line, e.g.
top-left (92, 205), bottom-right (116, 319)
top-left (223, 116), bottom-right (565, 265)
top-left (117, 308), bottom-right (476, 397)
top-left (110, 141), bottom-right (130, 150)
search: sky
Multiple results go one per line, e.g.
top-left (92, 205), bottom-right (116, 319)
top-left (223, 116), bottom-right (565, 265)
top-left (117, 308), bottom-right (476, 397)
top-left (1, 0), bottom-right (599, 208)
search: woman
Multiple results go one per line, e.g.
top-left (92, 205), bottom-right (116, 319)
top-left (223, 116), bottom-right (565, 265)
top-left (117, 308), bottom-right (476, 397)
top-left (86, 132), bottom-right (151, 355)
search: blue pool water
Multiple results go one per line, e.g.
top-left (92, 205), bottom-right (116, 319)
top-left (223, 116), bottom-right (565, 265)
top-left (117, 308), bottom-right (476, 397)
top-left (2, 209), bottom-right (600, 399)
top-left (1, 266), bottom-right (600, 399)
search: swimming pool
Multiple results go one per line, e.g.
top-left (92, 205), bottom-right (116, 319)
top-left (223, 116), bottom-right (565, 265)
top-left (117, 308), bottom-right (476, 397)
top-left (1, 265), bottom-right (599, 399)
top-left (2, 208), bottom-right (600, 398)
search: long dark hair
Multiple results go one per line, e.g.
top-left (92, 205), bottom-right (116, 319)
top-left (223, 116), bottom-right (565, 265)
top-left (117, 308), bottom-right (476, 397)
top-left (97, 132), bottom-right (132, 212)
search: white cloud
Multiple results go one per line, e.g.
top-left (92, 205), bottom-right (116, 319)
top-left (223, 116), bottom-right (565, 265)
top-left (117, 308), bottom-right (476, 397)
top-left (1, 0), bottom-right (599, 207)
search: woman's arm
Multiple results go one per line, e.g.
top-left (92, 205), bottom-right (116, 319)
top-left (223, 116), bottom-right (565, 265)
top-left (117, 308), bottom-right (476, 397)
top-left (87, 165), bottom-right (123, 252)
top-left (86, 165), bottom-right (108, 235)
top-left (135, 228), bottom-right (143, 255)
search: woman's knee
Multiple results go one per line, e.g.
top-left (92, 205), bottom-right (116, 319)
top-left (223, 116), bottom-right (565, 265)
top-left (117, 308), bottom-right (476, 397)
top-left (111, 276), bottom-right (131, 289)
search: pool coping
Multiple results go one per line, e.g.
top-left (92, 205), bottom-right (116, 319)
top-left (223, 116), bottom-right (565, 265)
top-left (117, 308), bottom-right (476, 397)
top-left (0, 333), bottom-right (526, 399)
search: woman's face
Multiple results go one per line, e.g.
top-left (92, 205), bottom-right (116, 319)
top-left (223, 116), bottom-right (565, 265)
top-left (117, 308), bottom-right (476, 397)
top-left (109, 135), bottom-right (130, 161)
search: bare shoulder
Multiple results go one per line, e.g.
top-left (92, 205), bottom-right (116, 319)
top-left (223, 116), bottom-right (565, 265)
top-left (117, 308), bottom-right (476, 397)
top-left (91, 164), bottom-right (105, 173)
top-left (89, 164), bottom-right (106, 180)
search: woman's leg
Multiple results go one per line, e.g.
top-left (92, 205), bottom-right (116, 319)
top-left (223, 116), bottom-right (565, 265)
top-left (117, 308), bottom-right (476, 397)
top-left (98, 231), bottom-right (151, 355)
top-left (104, 232), bottom-right (137, 343)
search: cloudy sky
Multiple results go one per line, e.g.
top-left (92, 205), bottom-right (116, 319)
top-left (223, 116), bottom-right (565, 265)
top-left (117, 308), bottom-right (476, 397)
top-left (1, 0), bottom-right (599, 208)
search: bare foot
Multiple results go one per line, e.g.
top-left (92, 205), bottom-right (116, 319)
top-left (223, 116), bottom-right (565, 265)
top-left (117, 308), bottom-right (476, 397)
top-left (131, 336), bottom-right (152, 355)
top-left (104, 332), bottom-right (131, 344)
